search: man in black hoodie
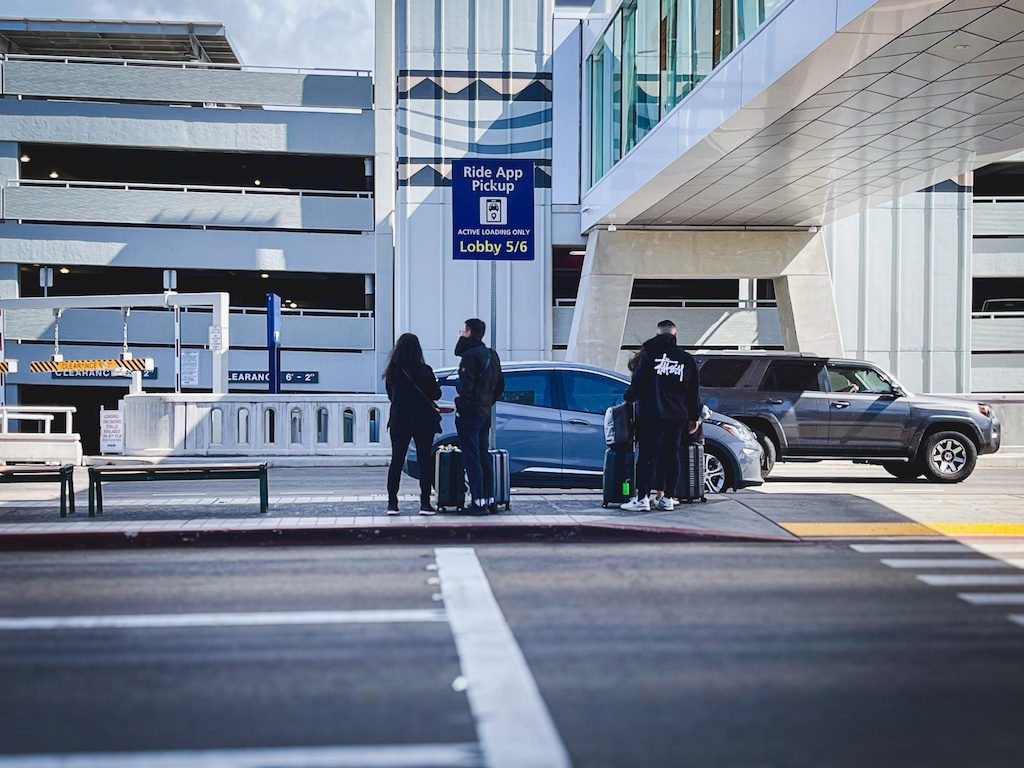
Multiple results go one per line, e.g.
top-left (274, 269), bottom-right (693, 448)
top-left (622, 319), bottom-right (700, 512)
top-left (454, 318), bottom-right (505, 514)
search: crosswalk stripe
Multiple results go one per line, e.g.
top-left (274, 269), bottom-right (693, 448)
top-left (918, 575), bottom-right (1024, 586)
top-left (957, 593), bottom-right (1024, 606)
top-left (850, 544), bottom-right (971, 554)
top-left (0, 609), bottom-right (448, 631)
top-left (0, 743), bottom-right (484, 768)
top-left (880, 558), bottom-right (1013, 569)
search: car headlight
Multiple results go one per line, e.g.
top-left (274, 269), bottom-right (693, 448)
top-left (705, 418), bottom-right (755, 442)
top-left (978, 403), bottom-right (994, 419)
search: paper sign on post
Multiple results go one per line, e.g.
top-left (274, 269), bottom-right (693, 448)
top-left (100, 409), bottom-right (124, 454)
top-left (181, 350), bottom-right (200, 387)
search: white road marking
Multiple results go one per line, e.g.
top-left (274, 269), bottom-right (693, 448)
top-left (0, 609), bottom-right (447, 631)
top-left (1010, 615), bottom-right (1024, 629)
top-left (0, 743), bottom-right (484, 768)
top-left (850, 544), bottom-right (971, 554)
top-left (435, 547), bottom-right (571, 768)
top-left (880, 558), bottom-right (1014, 569)
top-left (957, 593), bottom-right (1024, 606)
top-left (918, 575), bottom-right (1024, 586)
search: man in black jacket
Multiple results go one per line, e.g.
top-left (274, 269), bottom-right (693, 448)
top-left (622, 320), bottom-right (700, 511)
top-left (454, 318), bottom-right (505, 514)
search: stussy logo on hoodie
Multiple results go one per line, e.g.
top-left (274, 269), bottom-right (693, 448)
top-left (654, 354), bottom-right (686, 380)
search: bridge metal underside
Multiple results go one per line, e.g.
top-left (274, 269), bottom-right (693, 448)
top-left (602, 0), bottom-right (1024, 229)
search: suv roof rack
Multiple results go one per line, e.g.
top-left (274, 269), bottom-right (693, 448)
top-left (694, 350), bottom-right (820, 357)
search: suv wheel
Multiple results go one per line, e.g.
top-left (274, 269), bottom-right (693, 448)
top-left (704, 447), bottom-right (732, 494)
top-left (882, 462), bottom-right (922, 480)
top-left (919, 431), bottom-right (977, 483)
top-left (753, 429), bottom-right (776, 478)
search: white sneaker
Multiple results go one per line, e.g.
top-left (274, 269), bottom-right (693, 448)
top-left (620, 496), bottom-right (651, 512)
top-left (386, 506), bottom-right (400, 516)
top-left (654, 496), bottom-right (675, 511)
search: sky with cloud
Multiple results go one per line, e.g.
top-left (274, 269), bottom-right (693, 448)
top-left (0, 0), bottom-right (375, 70)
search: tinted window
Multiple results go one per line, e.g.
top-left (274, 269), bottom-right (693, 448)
top-left (563, 372), bottom-right (627, 414)
top-left (699, 358), bottom-right (751, 388)
top-left (827, 365), bottom-right (894, 395)
top-left (500, 372), bottom-right (554, 408)
top-left (759, 361), bottom-right (824, 392)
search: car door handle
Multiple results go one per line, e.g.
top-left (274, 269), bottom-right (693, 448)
top-left (763, 399), bottom-right (784, 405)
top-left (567, 419), bottom-right (590, 425)
top-left (832, 401), bottom-right (850, 409)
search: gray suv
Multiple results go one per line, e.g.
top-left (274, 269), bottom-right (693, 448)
top-left (695, 352), bottom-right (1002, 483)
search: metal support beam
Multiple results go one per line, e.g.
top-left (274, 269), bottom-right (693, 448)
top-left (0, 293), bottom-right (231, 394)
top-left (187, 24), bottom-right (212, 63)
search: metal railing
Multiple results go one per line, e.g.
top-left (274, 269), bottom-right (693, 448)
top-left (0, 52), bottom-right (371, 78)
top-left (8, 179), bottom-right (372, 200)
top-left (0, 406), bottom-right (76, 435)
top-left (554, 298), bottom-right (778, 308)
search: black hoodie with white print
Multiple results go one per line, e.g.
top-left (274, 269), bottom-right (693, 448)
top-left (624, 333), bottom-right (700, 422)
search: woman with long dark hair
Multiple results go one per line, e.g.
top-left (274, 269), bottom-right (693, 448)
top-left (383, 333), bottom-right (442, 515)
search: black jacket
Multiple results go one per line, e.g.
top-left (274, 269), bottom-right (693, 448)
top-left (386, 361), bottom-right (442, 435)
top-left (624, 333), bottom-right (700, 422)
top-left (454, 336), bottom-right (505, 418)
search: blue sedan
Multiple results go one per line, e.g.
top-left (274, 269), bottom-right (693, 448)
top-left (405, 361), bottom-right (763, 494)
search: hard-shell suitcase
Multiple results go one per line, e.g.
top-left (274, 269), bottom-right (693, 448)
top-left (602, 446), bottom-right (635, 507)
top-left (675, 439), bottom-right (706, 503)
top-left (434, 446), bottom-right (466, 512)
top-left (489, 448), bottom-right (511, 512)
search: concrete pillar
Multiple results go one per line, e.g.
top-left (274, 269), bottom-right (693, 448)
top-left (566, 230), bottom-right (634, 370)
top-left (566, 229), bottom-right (844, 365)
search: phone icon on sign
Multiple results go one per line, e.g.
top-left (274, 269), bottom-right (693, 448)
top-left (480, 197), bottom-right (507, 225)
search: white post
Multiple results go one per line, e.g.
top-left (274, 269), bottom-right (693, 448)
top-left (174, 304), bottom-right (181, 393)
top-left (211, 293), bottom-right (229, 394)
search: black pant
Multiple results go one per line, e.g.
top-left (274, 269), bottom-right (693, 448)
top-left (455, 410), bottom-right (492, 503)
top-left (635, 419), bottom-right (685, 499)
top-left (388, 430), bottom-right (435, 506)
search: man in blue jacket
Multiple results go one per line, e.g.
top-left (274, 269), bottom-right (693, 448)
top-left (454, 318), bottom-right (505, 514)
top-left (622, 320), bottom-right (700, 511)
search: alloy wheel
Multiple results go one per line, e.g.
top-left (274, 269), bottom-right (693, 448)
top-left (704, 451), bottom-right (728, 494)
top-left (929, 438), bottom-right (967, 475)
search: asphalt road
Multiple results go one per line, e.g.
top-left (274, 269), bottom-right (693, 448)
top-left (2, 542), bottom-right (1024, 767)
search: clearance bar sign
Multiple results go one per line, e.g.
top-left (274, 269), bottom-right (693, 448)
top-left (452, 159), bottom-right (535, 261)
top-left (29, 358), bottom-right (155, 373)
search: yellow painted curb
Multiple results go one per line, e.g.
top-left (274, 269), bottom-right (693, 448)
top-left (780, 523), bottom-right (937, 537)
top-left (780, 522), bottom-right (1024, 538)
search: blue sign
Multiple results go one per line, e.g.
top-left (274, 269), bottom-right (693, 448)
top-left (52, 369), bottom-right (158, 380)
top-left (452, 159), bottom-right (535, 261)
top-left (229, 371), bottom-right (319, 384)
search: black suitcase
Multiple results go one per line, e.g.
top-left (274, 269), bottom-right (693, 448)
top-left (434, 446), bottom-right (466, 512)
top-left (675, 439), bottom-right (706, 503)
top-left (489, 448), bottom-right (511, 512)
top-left (602, 446), bottom-right (635, 507)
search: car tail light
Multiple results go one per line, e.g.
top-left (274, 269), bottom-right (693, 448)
top-left (439, 406), bottom-right (455, 414)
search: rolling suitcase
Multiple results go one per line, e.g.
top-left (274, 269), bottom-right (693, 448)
top-left (602, 446), bottom-right (636, 507)
top-left (434, 446), bottom-right (466, 512)
top-left (674, 437), bottom-right (706, 503)
top-left (489, 448), bottom-right (511, 512)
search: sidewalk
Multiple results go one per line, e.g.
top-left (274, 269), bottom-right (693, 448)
top-left (0, 462), bottom-right (1020, 549)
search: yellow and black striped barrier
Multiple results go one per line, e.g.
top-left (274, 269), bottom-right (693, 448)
top-left (29, 358), bottom-right (155, 374)
top-left (0, 361), bottom-right (16, 374)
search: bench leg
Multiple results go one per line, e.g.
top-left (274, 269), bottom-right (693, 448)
top-left (96, 479), bottom-right (103, 515)
top-left (259, 467), bottom-right (268, 514)
top-left (68, 472), bottom-right (76, 515)
top-left (59, 475), bottom-right (67, 519)
top-left (88, 475), bottom-right (98, 518)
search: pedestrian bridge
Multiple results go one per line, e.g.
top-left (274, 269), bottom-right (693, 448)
top-left (583, 0), bottom-right (1024, 230)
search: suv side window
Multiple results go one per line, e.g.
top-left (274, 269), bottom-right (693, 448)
top-left (699, 358), bottom-right (752, 387)
top-left (562, 371), bottom-right (626, 414)
top-left (759, 361), bottom-right (824, 392)
top-left (499, 371), bottom-right (555, 408)
top-left (826, 364), bottom-right (895, 395)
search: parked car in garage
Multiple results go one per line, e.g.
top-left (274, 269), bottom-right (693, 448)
top-left (405, 360), bottom-right (763, 495)
top-left (695, 351), bottom-right (1001, 482)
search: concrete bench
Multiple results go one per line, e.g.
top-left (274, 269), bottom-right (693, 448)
top-left (88, 463), bottom-right (269, 517)
top-left (0, 464), bottom-right (77, 517)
